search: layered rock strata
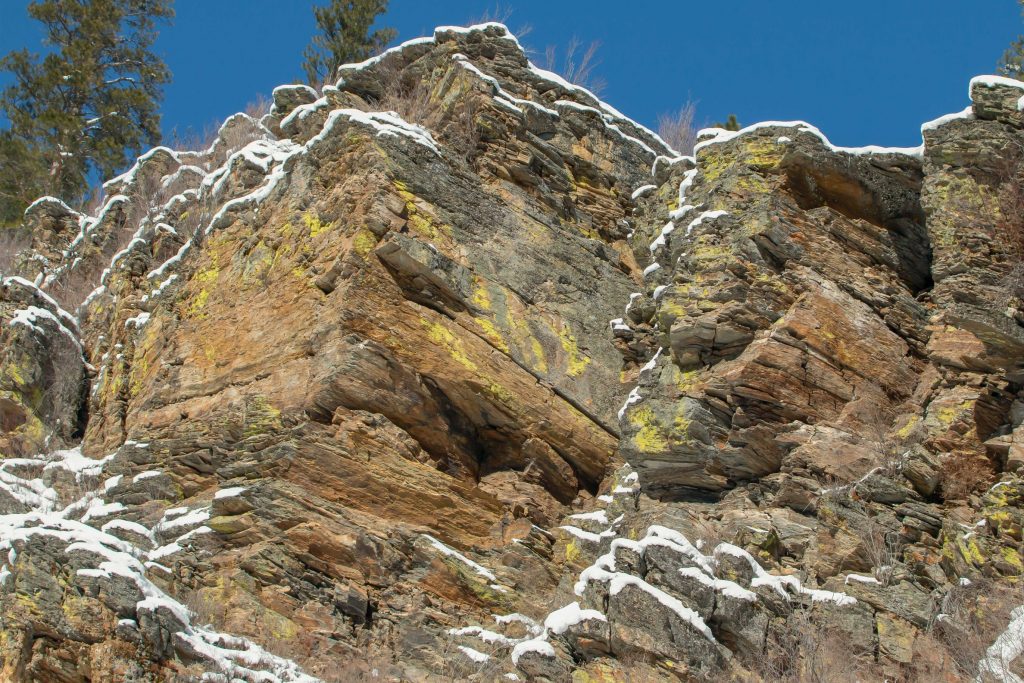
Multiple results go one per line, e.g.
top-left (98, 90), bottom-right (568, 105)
top-left (1, 23), bottom-right (1023, 683)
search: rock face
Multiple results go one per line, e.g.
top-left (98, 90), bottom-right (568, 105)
top-left (1, 22), bottom-right (1024, 683)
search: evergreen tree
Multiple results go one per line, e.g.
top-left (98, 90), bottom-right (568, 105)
top-left (0, 0), bottom-right (173, 223)
top-left (713, 114), bottom-right (741, 132)
top-left (302, 0), bottom-right (395, 87)
top-left (1001, 1), bottom-right (1024, 79)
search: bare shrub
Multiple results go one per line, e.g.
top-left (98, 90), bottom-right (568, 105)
top-left (657, 102), bottom-right (699, 155)
top-left (181, 589), bottom-right (228, 630)
top-left (861, 514), bottom-right (902, 585)
top-left (543, 37), bottom-right (606, 95)
top-left (467, 3), bottom-right (532, 39)
top-left (375, 64), bottom-right (440, 130)
top-left (934, 577), bottom-right (1024, 679)
top-left (0, 225), bottom-right (32, 275)
top-left (50, 262), bottom-right (106, 311)
top-left (754, 607), bottom-right (878, 682)
top-left (244, 93), bottom-right (272, 120)
top-left (444, 97), bottom-right (482, 165)
top-left (939, 450), bottom-right (995, 501)
top-left (167, 122), bottom-right (220, 155)
top-left (366, 66), bottom-right (480, 165)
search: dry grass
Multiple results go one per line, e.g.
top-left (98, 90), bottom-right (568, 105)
top-left (939, 450), bottom-right (996, 501)
top-left (366, 65), bottom-right (481, 164)
top-left (657, 102), bottom-right (699, 156)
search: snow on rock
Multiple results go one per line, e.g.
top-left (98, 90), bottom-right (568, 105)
top-left (686, 209), bottom-right (728, 236)
top-left (921, 106), bottom-right (975, 133)
top-left (977, 605), bottom-right (1024, 682)
top-left (617, 387), bottom-right (643, 421)
top-left (649, 220), bottom-right (676, 253)
top-left (449, 625), bottom-right (518, 646)
top-left (609, 317), bottom-right (632, 333)
top-left (510, 637), bottom-right (555, 666)
top-left (422, 533), bottom-right (499, 582)
top-left (457, 645), bottom-right (491, 663)
top-left (970, 74), bottom-right (1024, 95)
top-left (543, 601), bottom-right (606, 635)
top-left (8, 305), bottom-right (83, 353)
top-left (693, 120), bottom-right (924, 159)
top-left (844, 573), bottom-right (881, 586)
top-left (631, 184), bottom-right (657, 200)
top-left (214, 486), bottom-right (248, 500)
top-left (558, 524), bottom-right (615, 543)
top-left (568, 510), bottom-right (609, 525)
top-left (0, 443), bottom-right (320, 682)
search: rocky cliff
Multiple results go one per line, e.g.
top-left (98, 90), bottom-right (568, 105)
top-left (1, 23), bottom-right (1023, 682)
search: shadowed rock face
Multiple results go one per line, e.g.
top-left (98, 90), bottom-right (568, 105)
top-left (2, 23), bottom-right (1024, 683)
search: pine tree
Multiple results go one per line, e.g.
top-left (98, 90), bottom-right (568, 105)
top-left (712, 114), bottom-right (741, 132)
top-left (1001, 1), bottom-right (1024, 79)
top-left (0, 0), bottom-right (173, 224)
top-left (302, 0), bottom-right (396, 87)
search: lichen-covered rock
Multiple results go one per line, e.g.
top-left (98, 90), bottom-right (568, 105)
top-left (0, 277), bottom-right (84, 458)
top-left (3, 20), bottom-right (1024, 682)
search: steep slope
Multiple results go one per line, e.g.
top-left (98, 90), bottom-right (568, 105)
top-left (1, 22), bottom-right (1024, 683)
top-left (0, 23), bottom-right (671, 681)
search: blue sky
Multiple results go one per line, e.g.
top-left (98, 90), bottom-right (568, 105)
top-left (1, 1), bottom-right (1022, 150)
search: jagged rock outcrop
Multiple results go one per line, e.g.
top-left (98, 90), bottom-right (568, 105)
top-left (2, 22), bottom-right (1024, 683)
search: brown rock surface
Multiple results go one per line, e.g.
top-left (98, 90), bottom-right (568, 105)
top-left (2, 23), bottom-right (1024, 683)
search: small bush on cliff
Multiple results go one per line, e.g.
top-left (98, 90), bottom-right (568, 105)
top-left (0, 225), bottom-right (32, 275)
top-left (934, 578), bottom-right (1024, 679)
top-left (542, 37), bottom-right (606, 95)
top-left (657, 102), bottom-right (699, 155)
top-left (940, 450), bottom-right (996, 501)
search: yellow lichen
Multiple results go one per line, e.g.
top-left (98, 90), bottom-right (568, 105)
top-left (629, 405), bottom-right (670, 453)
top-left (423, 320), bottom-right (478, 371)
top-left (474, 317), bottom-right (509, 353)
top-left (243, 395), bottom-right (282, 437)
top-left (303, 211), bottom-right (329, 238)
top-left (558, 324), bottom-right (590, 377)
top-left (471, 278), bottom-right (492, 311)
top-left (352, 228), bottom-right (377, 257)
top-left (187, 288), bottom-right (210, 317)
